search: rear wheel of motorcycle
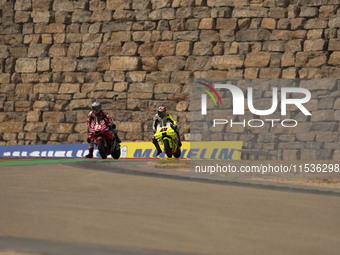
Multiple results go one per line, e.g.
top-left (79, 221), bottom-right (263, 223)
top-left (97, 139), bottom-right (107, 159)
top-left (174, 147), bottom-right (181, 158)
top-left (163, 139), bottom-right (172, 158)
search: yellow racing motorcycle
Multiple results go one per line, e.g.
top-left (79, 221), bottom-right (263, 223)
top-left (154, 122), bottom-right (181, 158)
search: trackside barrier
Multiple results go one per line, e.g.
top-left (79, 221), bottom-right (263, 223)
top-left (0, 141), bottom-right (242, 160)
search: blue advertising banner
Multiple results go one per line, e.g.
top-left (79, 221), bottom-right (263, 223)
top-left (0, 141), bottom-right (243, 160)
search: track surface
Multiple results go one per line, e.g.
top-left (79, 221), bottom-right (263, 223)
top-left (0, 160), bottom-right (340, 255)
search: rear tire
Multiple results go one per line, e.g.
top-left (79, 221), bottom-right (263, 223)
top-left (97, 139), bottom-right (107, 159)
top-left (163, 139), bottom-right (172, 158)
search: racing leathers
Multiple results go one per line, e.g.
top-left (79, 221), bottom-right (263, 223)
top-left (86, 110), bottom-right (120, 158)
top-left (152, 113), bottom-right (182, 156)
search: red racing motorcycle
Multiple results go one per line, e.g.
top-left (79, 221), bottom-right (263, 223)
top-left (88, 119), bottom-right (121, 159)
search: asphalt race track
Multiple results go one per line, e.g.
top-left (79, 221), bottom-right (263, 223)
top-left (0, 159), bottom-right (339, 255)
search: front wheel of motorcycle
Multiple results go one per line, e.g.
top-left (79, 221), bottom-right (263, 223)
top-left (173, 147), bottom-right (181, 158)
top-left (111, 147), bottom-right (121, 159)
top-left (163, 139), bottom-right (173, 158)
top-left (97, 139), bottom-right (107, 159)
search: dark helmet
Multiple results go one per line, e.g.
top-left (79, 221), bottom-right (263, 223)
top-left (92, 102), bottom-right (102, 115)
top-left (158, 106), bottom-right (166, 118)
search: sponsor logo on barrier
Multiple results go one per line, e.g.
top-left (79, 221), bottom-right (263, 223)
top-left (0, 141), bottom-right (243, 160)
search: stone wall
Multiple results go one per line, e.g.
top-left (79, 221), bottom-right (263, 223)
top-left (0, 0), bottom-right (339, 155)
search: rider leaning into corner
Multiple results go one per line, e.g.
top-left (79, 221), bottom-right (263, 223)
top-left (85, 102), bottom-right (121, 158)
top-left (152, 106), bottom-right (182, 156)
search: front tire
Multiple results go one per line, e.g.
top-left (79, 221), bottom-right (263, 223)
top-left (163, 139), bottom-right (172, 158)
top-left (111, 147), bottom-right (120, 159)
top-left (97, 139), bottom-right (107, 159)
top-left (174, 147), bottom-right (181, 158)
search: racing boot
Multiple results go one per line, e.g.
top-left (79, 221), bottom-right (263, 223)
top-left (85, 148), bottom-right (94, 158)
top-left (152, 137), bottom-right (162, 156)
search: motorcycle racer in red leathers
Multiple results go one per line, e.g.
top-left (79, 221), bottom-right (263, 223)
top-left (85, 102), bottom-right (120, 158)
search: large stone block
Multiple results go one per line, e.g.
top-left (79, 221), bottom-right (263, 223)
top-left (69, 99), bottom-right (93, 110)
top-left (176, 42), bottom-right (192, 56)
top-left (26, 111), bottom-right (42, 122)
top-left (11, 45), bottom-right (28, 58)
top-left (173, 31), bottom-right (199, 41)
top-left (49, 44), bottom-right (67, 57)
top-left (233, 7), bottom-right (268, 18)
top-left (37, 58), bottom-right (50, 71)
top-left (311, 110), bottom-right (334, 122)
top-left (113, 10), bottom-right (135, 20)
top-left (110, 57), bottom-right (140, 71)
top-left (14, 0), bottom-right (31, 10)
top-left (304, 39), bottom-right (325, 51)
top-left (31, 11), bottom-right (51, 23)
top-left (153, 42), bottom-right (176, 56)
top-left (51, 57), bottom-right (77, 72)
top-left (107, 0), bottom-right (131, 10)
top-left (43, 112), bottom-right (65, 123)
top-left (0, 74), bottom-right (11, 84)
top-left (59, 83), bottom-right (80, 93)
top-left (126, 72), bottom-right (146, 83)
top-left (329, 52), bottom-right (340, 66)
top-left (199, 18), bottom-right (215, 29)
top-left (216, 18), bottom-right (237, 30)
top-left (15, 58), bottom-right (37, 73)
top-left (212, 55), bottom-right (243, 69)
top-left (154, 83), bottom-right (181, 94)
top-left (121, 42), bottom-right (138, 55)
top-left (15, 101), bottom-right (32, 112)
top-left (300, 7), bottom-right (318, 17)
top-left (99, 42), bottom-right (121, 56)
top-left (185, 56), bottom-right (212, 71)
top-left (28, 44), bottom-right (49, 57)
top-left (141, 57), bottom-right (158, 71)
top-left (77, 58), bottom-right (97, 72)
top-left (33, 83), bottom-right (59, 94)
top-left (46, 123), bottom-right (74, 133)
top-left (281, 52), bottom-right (295, 67)
top-left (91, 11), bottom-right (112, 22)
top-left (0, 46), bottom-right (9, 58)
top-left (72, 10), bottom-right (92, 23)
top-left (15, 11), bottom-right (31, 23)
top-left (158, 56), bottom-right (186, 71)
top-left (80, 43), bottom-right (100, 57)
top-left (146, 72), bottom-right (170, 83)
top-left (128, 83), bottom-right (154, 93)
top-left (132, 0), bottom-right (151, 10)
top-left (328, 39), bottom-right (340, 51)
top-left (236, 29), bottom-right (270, 41)
top-left (304, 18), bottom-right (328, 29)
top-left (295, 52), bottom-right (327, 67)
top-left (52, 0), bottom-right (73, 11)
top-left (193, 42), bottom-right (213, 56)
top-left (32, 0), bottom-right (52, 11)
top-left (207, 0), bottom-right (234, 7)
top-left (329, 17), bottom-right (340, 28)
top-left (244, 52), bottom-right (271, 67)
top-left (45, 23), bottom-right (66, 33)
